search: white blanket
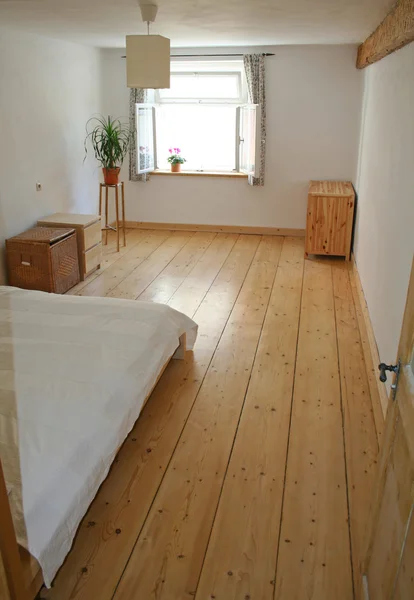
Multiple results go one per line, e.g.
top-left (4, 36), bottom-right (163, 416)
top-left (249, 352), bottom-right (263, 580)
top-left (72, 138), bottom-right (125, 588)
top-left (0, 286), bottom-right (197, 587)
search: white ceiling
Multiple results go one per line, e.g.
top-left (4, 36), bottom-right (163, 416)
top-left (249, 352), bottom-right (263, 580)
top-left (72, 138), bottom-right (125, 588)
top-left (0, 0), bottom-right (393, 48)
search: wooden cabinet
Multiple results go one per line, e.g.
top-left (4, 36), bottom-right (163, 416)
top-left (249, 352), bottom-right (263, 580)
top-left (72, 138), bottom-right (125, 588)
top-left (305, 181), bottom-right (355, 261)
top-left (37, 213), bottom-right (102, 280)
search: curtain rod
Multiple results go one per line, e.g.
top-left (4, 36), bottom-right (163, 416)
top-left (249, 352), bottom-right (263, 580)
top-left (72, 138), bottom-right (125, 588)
top-left (170, 53), bottom-right (275, 57)
top-left (121, 53), bottom-right (274, 58)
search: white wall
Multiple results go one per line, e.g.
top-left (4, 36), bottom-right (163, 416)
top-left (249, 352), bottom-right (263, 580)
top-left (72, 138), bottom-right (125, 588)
top-left (0, 28), bottom-right (102, 284)
top-left (101, 45), bottom-right (363, 229)
top-left (354, 42), bottom-right (414, 371)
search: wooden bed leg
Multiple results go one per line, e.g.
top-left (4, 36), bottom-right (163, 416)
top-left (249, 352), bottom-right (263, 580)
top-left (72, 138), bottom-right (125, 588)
top-left (0, 460), bottom-right (28, 600)
top-left (173, 333), bottom-right (187, 360)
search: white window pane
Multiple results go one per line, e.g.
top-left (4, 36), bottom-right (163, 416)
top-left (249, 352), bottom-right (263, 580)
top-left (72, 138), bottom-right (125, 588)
top-left (160, 75), bottom-right (197, 99)
top-left (196, 75), bottom-right (239, 99)
top-left (239, 105), bottom-right (257, 175)
top-left (136, 105), bottom-right (155, 173)
top-left (156, 105), bottom-right (236, 172)
top-left (159, 73), bottom-right (240, 101)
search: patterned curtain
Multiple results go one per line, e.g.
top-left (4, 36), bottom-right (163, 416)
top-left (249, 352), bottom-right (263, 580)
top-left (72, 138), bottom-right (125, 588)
top-left (129, 88), bottom-right (150, 182)
top-left (243, 54), bottom-right (266, 187)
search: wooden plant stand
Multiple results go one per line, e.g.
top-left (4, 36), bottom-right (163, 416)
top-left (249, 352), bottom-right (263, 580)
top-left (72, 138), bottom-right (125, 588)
top-left (99, 182), bottom-right (126, 252)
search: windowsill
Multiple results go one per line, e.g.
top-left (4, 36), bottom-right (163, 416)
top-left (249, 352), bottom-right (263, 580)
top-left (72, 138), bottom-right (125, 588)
top-left (152, 169), bottom-right (248, 179)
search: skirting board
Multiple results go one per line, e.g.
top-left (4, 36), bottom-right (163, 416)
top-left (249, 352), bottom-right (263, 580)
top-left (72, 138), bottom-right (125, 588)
top-left (350, 254), bottom-right (388, 443)
top-left (124, 221), bottom-right (305, 237)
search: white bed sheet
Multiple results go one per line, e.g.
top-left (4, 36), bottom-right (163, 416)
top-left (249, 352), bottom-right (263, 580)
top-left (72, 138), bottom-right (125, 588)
top-left (0, 286), bottom-right (197, 587)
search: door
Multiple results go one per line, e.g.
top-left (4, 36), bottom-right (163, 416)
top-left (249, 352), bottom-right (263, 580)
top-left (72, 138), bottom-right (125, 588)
top-left (361, 257), bottom-right (414, 600)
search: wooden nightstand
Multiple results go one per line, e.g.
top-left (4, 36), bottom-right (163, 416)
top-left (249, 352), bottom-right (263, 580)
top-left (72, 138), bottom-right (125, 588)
top-left (37, 213), bottom-right (102, 280)
top-left (305, 181), bottom-right (355, 261)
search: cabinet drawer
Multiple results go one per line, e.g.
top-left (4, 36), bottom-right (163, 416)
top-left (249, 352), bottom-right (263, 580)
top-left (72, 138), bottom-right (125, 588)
top-left (84, 243), bottom-right (102, 275)
top-left (84, 220), bottom-right (101, 251)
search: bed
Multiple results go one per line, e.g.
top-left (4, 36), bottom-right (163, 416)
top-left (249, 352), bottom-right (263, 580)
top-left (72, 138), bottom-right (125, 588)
top-left (0, 286), bottom-right (197, 599)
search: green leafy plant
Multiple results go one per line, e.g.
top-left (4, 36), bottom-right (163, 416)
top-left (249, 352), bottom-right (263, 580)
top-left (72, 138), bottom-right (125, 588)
top-left (84, 115), bottom-right (131, 169)
top-left (167, 147), bottom-right (186, 165)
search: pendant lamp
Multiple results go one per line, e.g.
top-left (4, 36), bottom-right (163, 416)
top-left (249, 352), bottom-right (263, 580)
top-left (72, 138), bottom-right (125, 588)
top-left (126, 3), bottom-right (170, 89)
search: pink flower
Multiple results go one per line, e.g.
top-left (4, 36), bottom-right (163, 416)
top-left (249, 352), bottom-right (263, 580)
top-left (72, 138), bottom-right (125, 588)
top-left (168, 148), bottom-right (173, 153)
top-left (176, 148), bottom-right (181, 153)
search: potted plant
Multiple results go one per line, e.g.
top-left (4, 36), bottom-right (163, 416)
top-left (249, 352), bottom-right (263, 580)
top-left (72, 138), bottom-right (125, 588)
top-left (167, 147), bottom-right (186, 173)
top-left (84, 115), bottom-right (131, 185)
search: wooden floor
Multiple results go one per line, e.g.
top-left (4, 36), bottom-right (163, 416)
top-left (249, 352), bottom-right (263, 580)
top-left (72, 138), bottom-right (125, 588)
top-left (44, 229), bottom-right (380, 600)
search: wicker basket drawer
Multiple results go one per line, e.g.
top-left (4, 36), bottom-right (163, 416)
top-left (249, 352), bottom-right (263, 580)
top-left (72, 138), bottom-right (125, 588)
top-left (84, 243), bottom-right (102, 276)
top-left (37, 214), bottom-right (101, 281)
top-left (6, 227), bottom-right (80, 294)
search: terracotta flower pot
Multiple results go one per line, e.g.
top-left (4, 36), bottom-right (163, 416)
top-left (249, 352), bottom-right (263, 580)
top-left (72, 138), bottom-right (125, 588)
top-left (102, 167), bottom-right (120, 185)
top-left (170, 163), bottom-right (181, 173)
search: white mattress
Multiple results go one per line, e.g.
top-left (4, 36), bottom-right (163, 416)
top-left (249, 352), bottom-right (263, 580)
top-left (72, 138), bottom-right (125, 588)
top-left (0, 286), bottom-right (197, 587)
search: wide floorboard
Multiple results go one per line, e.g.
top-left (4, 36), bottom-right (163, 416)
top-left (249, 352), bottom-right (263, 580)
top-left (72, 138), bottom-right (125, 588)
top-left (43, 230), bottom-right (380, 600)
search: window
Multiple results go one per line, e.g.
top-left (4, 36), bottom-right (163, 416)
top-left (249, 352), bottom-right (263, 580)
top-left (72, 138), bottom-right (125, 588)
top-left (158, 70), bottom-right (242, 103)
top-left (135, 60), bottom-right (261, 176)
top-left (136, 105), bottom-right (156, 173)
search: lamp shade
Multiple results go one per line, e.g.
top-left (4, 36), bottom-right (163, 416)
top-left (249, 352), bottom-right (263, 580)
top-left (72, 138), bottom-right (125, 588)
top-left (126, 35), bottom-right (170, 89)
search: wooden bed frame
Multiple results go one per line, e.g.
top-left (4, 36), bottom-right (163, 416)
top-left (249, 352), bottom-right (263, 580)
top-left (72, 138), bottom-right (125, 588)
top-left (0, 333), bottom-right (187, 600)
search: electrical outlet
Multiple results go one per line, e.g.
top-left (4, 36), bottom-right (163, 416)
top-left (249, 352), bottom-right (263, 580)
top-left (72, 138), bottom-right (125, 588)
top-left (36, 182), bottom-right (42, 191)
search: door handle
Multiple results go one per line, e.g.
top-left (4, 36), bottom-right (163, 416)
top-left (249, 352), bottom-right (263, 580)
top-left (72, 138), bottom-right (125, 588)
top-left (378, 362), bottom-right (399, 383)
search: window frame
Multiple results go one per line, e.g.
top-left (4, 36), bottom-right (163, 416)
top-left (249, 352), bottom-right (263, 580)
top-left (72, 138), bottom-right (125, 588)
top-left (135, 62), bottom-right (261, 177)
top-left (135, 103), bottom-right (157, 175)
top-left (135, 102), bottom-right (262, 176)
top-left (236, 104), bottom-right (262, 178)
top-left (156, 71), bottom-right (244, 105)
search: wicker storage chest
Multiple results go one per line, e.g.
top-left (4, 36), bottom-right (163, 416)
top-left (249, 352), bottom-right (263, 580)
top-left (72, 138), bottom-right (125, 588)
top-left (6, 227), bottom-right (80, 293)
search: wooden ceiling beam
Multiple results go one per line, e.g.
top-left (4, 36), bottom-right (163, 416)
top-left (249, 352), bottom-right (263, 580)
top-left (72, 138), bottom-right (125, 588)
top-left (357, 0), bottom-right (414, 69)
